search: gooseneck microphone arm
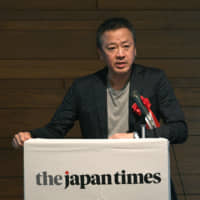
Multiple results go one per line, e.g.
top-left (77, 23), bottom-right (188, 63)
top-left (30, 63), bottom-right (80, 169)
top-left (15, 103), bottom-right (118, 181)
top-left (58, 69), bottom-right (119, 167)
top-left (132, 90), bottom-right (157, 130)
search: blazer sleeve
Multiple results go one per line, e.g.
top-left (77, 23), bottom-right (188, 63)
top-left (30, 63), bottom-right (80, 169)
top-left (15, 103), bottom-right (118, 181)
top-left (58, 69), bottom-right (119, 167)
top-left (145, 70), bottom-right (188, 144)
top-left (30, 81), bottom-right (79, 138)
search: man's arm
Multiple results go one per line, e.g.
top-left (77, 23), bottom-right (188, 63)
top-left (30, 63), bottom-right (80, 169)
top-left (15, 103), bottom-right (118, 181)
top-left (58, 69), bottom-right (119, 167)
top-left (144, 70), bottom-right (188, 144)
top-left (12, 81), bottom-right (79, 148)
top-left (31, 81), bottom-right (79, 138)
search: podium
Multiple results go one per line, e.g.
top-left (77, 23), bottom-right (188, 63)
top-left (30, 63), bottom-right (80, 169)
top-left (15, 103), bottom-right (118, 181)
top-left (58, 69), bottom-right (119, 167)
top-left (24, 138), bottom-right (171, 200)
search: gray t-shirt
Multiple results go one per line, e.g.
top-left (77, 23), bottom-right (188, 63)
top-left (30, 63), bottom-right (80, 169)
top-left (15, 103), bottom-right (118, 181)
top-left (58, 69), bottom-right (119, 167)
top-left (107, 81), bottom-right (130, 137)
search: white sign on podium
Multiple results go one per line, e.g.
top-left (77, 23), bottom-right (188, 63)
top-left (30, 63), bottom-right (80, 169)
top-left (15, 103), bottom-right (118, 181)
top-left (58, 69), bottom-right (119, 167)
top-left (24, 138), bottom-right (171, 200)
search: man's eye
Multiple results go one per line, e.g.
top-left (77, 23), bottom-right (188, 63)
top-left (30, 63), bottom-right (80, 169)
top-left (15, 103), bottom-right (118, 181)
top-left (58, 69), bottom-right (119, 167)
top-left (124, 45), bottom-right (130, 48)
top-left (107, 47), bottom-right (116, 50)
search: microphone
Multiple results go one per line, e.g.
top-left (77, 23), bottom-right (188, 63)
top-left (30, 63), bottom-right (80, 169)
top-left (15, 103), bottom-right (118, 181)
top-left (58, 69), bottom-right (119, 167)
top-left (132, 90), bottom-right (149, 116)
top-left (132, 90), bottom-right (157, 129)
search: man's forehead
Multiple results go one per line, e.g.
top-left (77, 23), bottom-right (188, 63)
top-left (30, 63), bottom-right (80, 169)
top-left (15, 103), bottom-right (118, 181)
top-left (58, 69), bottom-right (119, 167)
top-left (100, 28), bottom-right (134, 44)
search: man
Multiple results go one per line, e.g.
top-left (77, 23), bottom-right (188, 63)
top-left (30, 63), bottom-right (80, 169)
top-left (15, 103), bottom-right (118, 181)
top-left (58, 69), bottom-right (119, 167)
top-left (12, 17), bottom-right (187, 199)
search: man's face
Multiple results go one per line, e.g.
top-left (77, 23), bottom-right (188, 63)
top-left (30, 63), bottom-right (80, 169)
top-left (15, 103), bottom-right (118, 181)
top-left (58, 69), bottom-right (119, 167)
top-left (98, 28), bottom-right (136, 76)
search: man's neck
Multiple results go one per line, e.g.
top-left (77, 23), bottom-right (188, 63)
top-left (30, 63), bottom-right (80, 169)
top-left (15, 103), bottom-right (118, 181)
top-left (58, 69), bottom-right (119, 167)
top-left (108, 71), bottom-right (131, 90)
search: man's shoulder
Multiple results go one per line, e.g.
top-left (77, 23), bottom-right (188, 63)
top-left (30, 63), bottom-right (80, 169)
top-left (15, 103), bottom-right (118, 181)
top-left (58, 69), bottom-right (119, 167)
top-left (71, 67), bottom-right (107, 89)
top-left (134, 63), bottom-right (164, 74)
top-left (134, 63), bottom-right (166, 79)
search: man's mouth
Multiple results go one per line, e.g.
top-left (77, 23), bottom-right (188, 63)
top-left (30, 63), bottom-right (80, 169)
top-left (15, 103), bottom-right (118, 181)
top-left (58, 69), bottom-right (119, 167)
top-left (115, 62), bottom-right (126, 68)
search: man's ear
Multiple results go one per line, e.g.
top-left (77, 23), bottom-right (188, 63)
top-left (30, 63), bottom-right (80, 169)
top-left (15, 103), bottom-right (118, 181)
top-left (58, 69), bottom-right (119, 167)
top-left (97, 48), bottom-right (104, 60)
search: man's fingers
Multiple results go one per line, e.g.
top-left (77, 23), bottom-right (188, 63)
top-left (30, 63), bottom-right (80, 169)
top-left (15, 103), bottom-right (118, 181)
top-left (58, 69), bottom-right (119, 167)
top-left (12, 136), bottom-right (20, 149)
top-left (23, 132), bottom-right (31, 140)
top-left (14, 133), bottom-right (22, 147)
top-left (12, 132), bottom-right (32, 149)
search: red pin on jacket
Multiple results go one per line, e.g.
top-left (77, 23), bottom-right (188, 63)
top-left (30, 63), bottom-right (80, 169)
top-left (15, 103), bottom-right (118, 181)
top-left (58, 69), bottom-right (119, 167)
top-left (132, 90), bottom-right (160, 130)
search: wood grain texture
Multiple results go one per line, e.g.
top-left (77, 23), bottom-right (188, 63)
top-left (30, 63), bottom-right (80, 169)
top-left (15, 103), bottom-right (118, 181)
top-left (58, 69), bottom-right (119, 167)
top-left (0, 79), bottom-right (64, 89)
top-left (174, 136), bottom-right (200, 175)
top-left (170, 78), bottom-right (200, 88)
top-left (0, 150), bottom-right (23, 177)
top-left (1, 11), bottom-right (200, 31)
top-left (0, 108), bottom-right (56, 137)
top-left (186, 196), bottom-right (200, 200)
top-left (0, 0), bottom-right (96, 9)
top-left (0, 198), bottom-right (22, 200)
top-left (172, 175), bottom-right (184, 195)
top-left (0, 60), bottom-right (103, 79)
top-left (0, 30), bottom-right (97, 59)
top-left (175, 88), bottom-right (200, 106)
top-left (182, 175), bottom-right (200, 194)
top-left (183, 107), bottom-right (200, 134)
top-left (0, 177), bottom-right (23, 196)
top-left (0, 1), bottom-right (199, 199)
top-left (0, 89), bottom-right (65, 108)
top-left (0, 31), bottom-right (199, 59)
top-left (98, 0), bottom-right (200, 10)
top-left (0, 59), bottom-right (199, 79)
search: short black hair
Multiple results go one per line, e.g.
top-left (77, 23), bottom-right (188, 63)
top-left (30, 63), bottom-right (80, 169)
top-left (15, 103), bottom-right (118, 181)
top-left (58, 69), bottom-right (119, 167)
top-left (96, 17), bottom-right (136, 50)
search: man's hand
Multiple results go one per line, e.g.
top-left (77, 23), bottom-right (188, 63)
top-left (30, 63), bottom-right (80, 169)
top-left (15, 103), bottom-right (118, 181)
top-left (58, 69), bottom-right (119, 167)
top-left (109, 133), bottom-right (134, 139)
top-left (12, 132), bottom-right (32, 149)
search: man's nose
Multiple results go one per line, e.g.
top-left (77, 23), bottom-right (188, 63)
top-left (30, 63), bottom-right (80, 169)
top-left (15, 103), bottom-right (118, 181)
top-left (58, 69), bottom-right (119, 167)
top-left (116, 47), bottom-right (125, 58)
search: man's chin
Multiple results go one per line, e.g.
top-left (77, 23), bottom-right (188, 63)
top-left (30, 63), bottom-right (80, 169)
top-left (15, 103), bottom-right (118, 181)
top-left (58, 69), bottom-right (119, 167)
top-left (110, 69), bottom-right (131, 77)
top-left (114, 67), bottom-right (131, 74)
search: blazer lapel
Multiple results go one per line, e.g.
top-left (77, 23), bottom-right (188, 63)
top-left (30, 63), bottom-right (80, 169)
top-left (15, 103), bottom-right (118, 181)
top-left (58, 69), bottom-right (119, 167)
top-left (129, 64), bottom-right (145, 132)
top-left (93, 68), bottom-right (108, 138)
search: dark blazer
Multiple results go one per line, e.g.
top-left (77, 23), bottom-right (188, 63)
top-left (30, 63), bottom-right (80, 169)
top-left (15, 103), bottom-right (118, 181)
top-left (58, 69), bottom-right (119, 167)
top-left (31, 63), bottom-right (187, 200)
top-left (31, 63), bottom-right (187, 144)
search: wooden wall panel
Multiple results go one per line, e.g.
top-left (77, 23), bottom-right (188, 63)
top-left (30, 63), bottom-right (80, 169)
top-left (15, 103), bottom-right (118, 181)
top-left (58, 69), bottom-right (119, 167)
top-left (0, 0), bottom-right (96, 10)
top-left (170, 147), bottom-right (178, 175)
top-left (0, 30), bottom-right (200, 59)
top-left (0, 150), bottom-right (23, 176)
top-left (0, 79), bottom-right (63, 89)
top-left (177, 196), bottom-right (185, 200)
top-left (172, 175), bottom-right (184, 195)
top-left (0, 60), bottom-right (103, 79)
top-left (175, 88), bottom-right (200, 106)
top-left (0, 89), bottom-right (65, 108)
top-left (179, 93), bottom-right (199, 110)
top-left (0, 1), bottom-right (199, 199)
top-left (137, 59), bottom-right (200, 78)
top-left (1, 11), bottom-right (200, 32)
top-left (0, 177), bottom-right (22, 196)
top-left (137, 31), bottom-right (200, 58)
top-left (175, 136), bottom-right (200, 174)
top-left (0, 31), bottom-right (96, 59)
top-left (182, 175), bottom-right (200, 194)
top-left (186, 196), bottom-right (200, 200)
top-left (0, 198), bottom-right (22, 200)
top-left (0, 59), bottom-right (199, 79)
top-left (170, 78), bottom-right (200, 88)
top-left (1, 11), bottom-right (200, 30)
top-left (0, 109), bottom-right (81, 139)
top-left (98, 0), bottom-right (200, 10)
top-left (0, 109), bottom-right (56, 137)
top-left (183, 107), bottom-right (200, 134)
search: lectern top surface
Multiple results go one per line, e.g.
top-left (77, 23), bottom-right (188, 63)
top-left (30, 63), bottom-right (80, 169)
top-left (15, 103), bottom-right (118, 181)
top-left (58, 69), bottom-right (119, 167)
top-left (24, 138), bottom-right (169, 152)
